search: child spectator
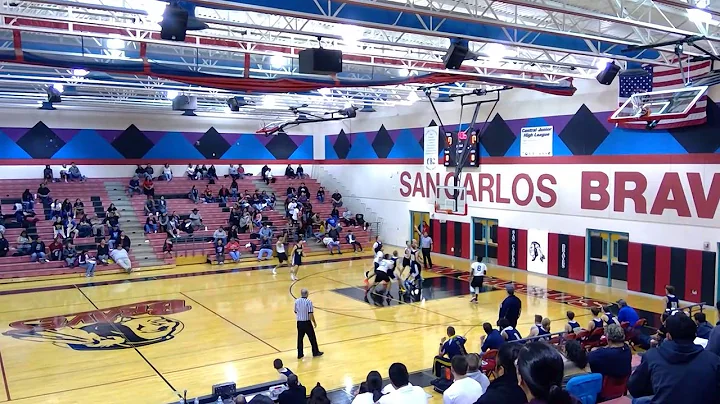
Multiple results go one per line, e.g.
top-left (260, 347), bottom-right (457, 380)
top-left (189, 185), bottom-right (200, 204)
top-left (43, 164), bottom-right (53, 183)
top-left (96, 238), bottom-right (109, 264)
top-left (227, 238), bottom-right (241, 263)
top-left (273, 359), bottom-right (295, 382)
top-left (215, 239), bottom-right (225, 265)
top-left (30, 236), bottom-right (47, 263)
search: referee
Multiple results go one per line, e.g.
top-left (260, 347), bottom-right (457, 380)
top-left (295, 288), bottom-right (323, 359)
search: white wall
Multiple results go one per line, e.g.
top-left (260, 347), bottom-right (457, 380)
top-left (323, 164), bottom-right (720, 250)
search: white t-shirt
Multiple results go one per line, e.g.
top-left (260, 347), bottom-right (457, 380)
top-left (323, 237), bottom-right (334, 246)
top-left (351, 392), bottom-right (375, 404)
top-left (291, 208), bottom-right (299, 220)
top-left (471, 262), bottom-right (487, 276)
top-left (288, 202), bottom-right (297, 211)
top-left (276, 242), bottom-right (285, 254)
top-left (443, 377), bottom-right (484, 404)
top-left (377, 259), bottom-right (394, 273)
top-left (374, 251), bottom-right (383, 263)
top-left (378, 385), bottom-right (428, 404)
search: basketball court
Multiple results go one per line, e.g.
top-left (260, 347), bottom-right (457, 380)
top-left (0, 246), bottom-right (707, 404)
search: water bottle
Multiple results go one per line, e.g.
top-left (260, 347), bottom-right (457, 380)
top-left (216, 396), bottom-right (223, 404)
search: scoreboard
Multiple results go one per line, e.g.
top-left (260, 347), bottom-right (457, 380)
top-left (443, 130), bottom-right (480, 167)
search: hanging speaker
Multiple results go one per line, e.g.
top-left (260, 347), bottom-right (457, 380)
top-left (161, 4), bottom-right (189, 41)
top-left (443, 40), bottom-right (469, 70)
top-left (596, 61), bottom-right (620, 85)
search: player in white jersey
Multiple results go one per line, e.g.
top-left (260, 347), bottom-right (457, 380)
top-left (365, 248), bottom-right (384, 285)
top-left (271, 235), bottom-right (288, 275)
top-left (469, 258), bottom-right (487, 303)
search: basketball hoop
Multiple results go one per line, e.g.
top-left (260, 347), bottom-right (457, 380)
top-left (434, 185), bottom-right (468, 216)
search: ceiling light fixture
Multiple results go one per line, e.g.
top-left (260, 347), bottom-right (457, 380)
top-left (485, 43), bottom-right (517, 60)
top-left (140, 0), bottom-right (166, 23)
top-left (72, 69), bottom-right (88, 77)
top-left (107, 37), bottom-right (125, 50)
top-left (594, 58), bottom-right (611, 70)
top-left (263, 95), bottom-right (277, 109)
top-left (342, 25), bottom-right (364, 46)
top-left (317, 87), bottom-right (331, 95)
top-left (398, 68), bottom-right (410, 77)
top-left (688, 8), bottom-right (712, 24)
top-left (52, 83), bottom-right (64, 93)
top-left (270, 54), bottom-right (286, 69)
top-left (406, 90), bottom-right (420, 104)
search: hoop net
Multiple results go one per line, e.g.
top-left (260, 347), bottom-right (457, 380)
top-left (434, 185), bottom-right (468, 216)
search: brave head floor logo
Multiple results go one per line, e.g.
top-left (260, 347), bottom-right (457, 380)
top-left (3, 300), bottom-right (191, 350)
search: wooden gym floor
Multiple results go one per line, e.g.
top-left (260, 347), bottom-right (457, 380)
top-left (0, 248), bottom-right (712, 404)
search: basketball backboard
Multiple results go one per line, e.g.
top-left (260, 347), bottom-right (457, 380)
top-left (609, 86), bottom-right (708, 123)
top-left (434, 185), bottom-right (468, 216)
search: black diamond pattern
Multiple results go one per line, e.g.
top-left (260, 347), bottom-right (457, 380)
top-left (480, 114), bottom-right (516, 157)
top-left (334, 130), bottom-right (351, 159)
top-left (112, 124), bottom-right (153, 159)
top-left (559, 105), bottom-right (609, 155)
top-left (195, 127), bottom-right (230, 159)
top-left (372, 125), bottom-right (394, 158)
top-left (668, 101), bottom-right (720, 153)
top-left (265, 131), bottom-right (298, 160)
top-left (16, 122), bottom-right (64, 158)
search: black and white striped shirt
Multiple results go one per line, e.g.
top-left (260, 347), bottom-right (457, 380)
top-left (294, 297), bottom-right (314, 321)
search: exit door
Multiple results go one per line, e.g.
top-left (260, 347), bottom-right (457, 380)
top-left (410, 211), bottom-right (430, 242)
top-left (472, 217), bottom-right (498, 264)
top-left (587, 229), bottom-right (629, 289)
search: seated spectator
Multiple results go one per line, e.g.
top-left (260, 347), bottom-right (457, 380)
top-left (198, 164), bottom-right (208, 179)
top-left (96, 238), bottom-right (109, 265)
top-left (342, 210), bottom-right (356, 227)
top-left (73, 199), bottom-right (85, 218)
top-left (77, 216), bottom-right (92, 238)
top-left (110, 246), bottom-right (132, 273)
top-left (207, 164), bottom-right (218, 181)
top-left (331, 190), bottom-right (343, 207)
top-left (278, 374), bottom-right (306, 404)
top-left (517, 342), bottom-right (578, 404)
top-left (257, 238), bottom-right (273, 261)
top-left (284, 164), bottom-right (296, 179)
top-left (352, 371), bottom-right (382, 404)
top-left (616, 299), bottom-right (640, 326)
top-left (43, 164), bottom-right (53, 183)
top-left (156, 196), bottom-right (167, 215)
top-left (444, 355), bottom-right (484, 404)
top-left (308, 383), bottom-right (329, 404)
top-left (181, 219), bottom-right (194, 234)
top-left (78, 250), bottom-right (96, 277)
top-left (237, 164), bottom-right (246, 178)
top-left (202, 186), bottom-right (214, 203)
top-left (63, 241), bottom-right (77, 267)
top-left (189, 185), bottom-right (200, 204)
top-left (135, 164), bottom-right (146, 178)
top-left (68, 162), bottom-right (84, 181)
top-left (228, 164), bottom-right (240, 180)
top-left (561, 340), bottom-right (589, 386)
top-left (144, 216), bottom-right (159, 234)
top-left (316, 186), bottom-right (325, 203)
top-left (476, 344), bottom-right (525, 404)
top-left (119, 233), bottom-right (131, 252)
top-left (108, 224), bottom-right (121, 249)
top-left (189, 208), bottom-right (203, 230)
top-left (92, 215), bottom-right (106, 237)
top-left (29, 236), bottom-right (47, 263)
top-left (52, 216), bottom-right (65, 239)
top-left (218, 185), bottom-right (230, 204)
top-left (64, 218), bottom-right (79, 240)
top-left (298, 182), bottom-right (309, 197)
top-left (481, 322), bottom-right (505, 353)
top-left (162, 236), bottom-right (173, 256)
top-left (16, 231), bottom-right (31, 256)
top-left (629, 312), bottom-right (720, 403)
top-left (0, 233), bottom-right (9, 257)
top-left (587, 323), bottom-right (632, 380)
top-left (296, 164), bottom-right (305, 179)
top-left (378, 363), bottom-right (427, 403)
top-left (433, 326), bottom-right (467, 377)
top-left (37, 183), bottom-right (51, 203)
top-left (253, 211), bottom-right (263, 229)
top-left (21, 188), bottom-right (34, 211)
top-left (227, 238), bottom-right (241, 263)
top-left (158, 212), bottom-right (169, 234)
top-left (127, 175), bottom-right (142, 196)
top-left (51, 199), bottom-right (62, 219)
top-left (213, 226), bottom-right (227, 244)
top-left (186, 163), bottom-right (197, 180)
top-left (161, 164), bottom-right (173, 181)
top-left (106, 207), bottom-right (120, 227)
top-left (59, 164), bottom-right (69, 182)
top-left (0, 218), bottom-right (4, 236)
top-left (144, 196), bottom-right (156, 216)
top-left (261, 164), bottom-right (270, 181)
top-left (694, 312), bottom-right (714, 339)
top-left (346, 230), bottom-right (362, 252)
top-left (323, 235), bottom-right (341, 255)
top-left (142, 177), bottom-right (155, 197)
top-left (214, 239), bottom-right (225, 265)
top-left (465, 354), bottom-right (490, 393)
top-left (144, 163), bottom-right (154, 180)
top-left (287, 185), bottom-right (296, 197)
top-left (49, 236), bottom-right (63, 261)
top-left (61, 199), bottom-right (72, 218)
top-left (238, 212), bottom-right (251, 233)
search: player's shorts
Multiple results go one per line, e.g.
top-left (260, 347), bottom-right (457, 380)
top-left (471, 276), bottom-right (484, 288)
top-left (388, 270), bottom-right (396, 280)
top-left (277, 252), bottom-right (288, 263)
top-left (292, 255), bottom-right (302, 266)
top-left (402, 258), bottom-right (410, 268)
top-left (374, 270), bottom-right (391, 283)
top-left (409, 261), bottom-right (421, 275)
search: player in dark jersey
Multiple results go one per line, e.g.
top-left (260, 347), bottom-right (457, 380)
top-left (663, 285), bottom-right (680, 313)
top-left (498, 318), bottom-right (522, 342)
top-left (564, 311), bottom-right (582, 334)
top-left (602, 305), bottom-right (620, 326)
top-left (289, 241), bottom-right (305, 281)
top-left (588, 307), bottom-right (604, 331)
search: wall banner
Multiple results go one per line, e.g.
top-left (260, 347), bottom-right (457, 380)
top-left (508, 228), bottom-right (519, 268)
top-left (423, 126), bottom-right (439, 172)
top-left (527, 229), bottom-right (549, 274)
top-left (520, 126), bottom-right (553, 157)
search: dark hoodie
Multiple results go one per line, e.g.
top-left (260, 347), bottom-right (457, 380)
top-left (628, 339), bottom-right (720, 403)
top-left (475, 374), bottom-right (527, 404)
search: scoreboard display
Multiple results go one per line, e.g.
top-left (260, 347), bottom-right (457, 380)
top-left (443, 130), bottom-right (480, 167)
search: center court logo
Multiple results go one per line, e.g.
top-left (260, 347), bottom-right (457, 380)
top-left (3, 300), bottom-right (191, 351)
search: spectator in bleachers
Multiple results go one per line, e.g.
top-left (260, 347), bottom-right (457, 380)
top-left (228, 225), bottom-right (239, 241)
top-left (135, 164), bottom-right (146, 178)
top-left (110, 246), bottom-right (132, 273)
top-left (694, 312), bottom-right (714, 339)
top-left (616, 299), bottom-right (639, 326)
top-left (278, 374), bottom-right (306, 404)
top-left (200, 164), bottom-right (210, 179)
top-left (16, 206), bottom-right (40, 227)
top-left (238, 212), bottom-right (251, 233)
top-left (444, 355), bottom-right (484, 404)
top-left (106, 204), bottom-right (120, 227)
top-left (285, 164), bottom-right (296, 179)
top-left (157, 196), bottom-right (167, 215)
top-left (189, 208), bottom-right (203, 230)
top-left (162, 164), bottom-right (173, 181)
top-left (287, 185), bottom-right (296, 197)
top-left (142, 177), bottom-right (155, 197)
top-left (77, 216), bottom-right (92, 238)
top-left (202, 186), bottom-right (214, 203)
top-left (353, 371), bottom-right (382, 404)
top-left (561, 340), bottom-right (589, 386)
top-left (252, 211), bottom-right (263, 230)
top-left (308, 383), bottom-right (330, 404)
top-left (21, 189), bottom-right (34, 211)
top-left (186, 164), bottom-right (197, 180)
top-left (119, 232), bottom-right (131, 251)
top-left (296, 164), bottom-right (305, 179)
top-left (342, 210), bottom-right (357, 227)
top-left (323, 234), bottom-right (341, 255)
top-left (207, 164), bottom-right (219, 182)
top-left (43, 164), bottom-right (53, 184)
top-left (587, 323), bottom-right (631, 379)
top-left (51, 199), bottom-right (62, 219)
top-left (230, 179), bottom-right (239, 200)
top-left (181, 219), bottom-right (194, 234)
top-left (0, 218), bottom-right (4, 236)
top-left (144, 164), bottom-right (154, 180)
top-left (465, 354), bottom-right (490, 393)
top-left (96, 238), bottom-right (109, 265)
top-left (64, 217), bottom-right (79, 240)
top-left (144, 216), bottom-right (159, 234)
top-left (331, 190), bottom-right (343, 207)
top-left (213, 226), bottom-right (227, 245)
top-left (158, 212), bottom-right (169, 234)
top-left (144, 197), bottom-right (156, 216)
top-left (298, 182), bottom-right (309, 197)
top-left (257, 238), bottom-right (273, 261)
top-left (49, 236), bottom-right (62, 261)
top-left (127, 175), bottom-right (142, 197)
top-left (162, 236), bottom-right (173, 256)
top-left (214, 239), bottom-right (225, 265)
top-left (37, 183), bottom-right (51, 203)
top-left (15, 231), bottom-right (31, 256)
top-left (228, 164), bottom-right (240, 180)
top-left (259, 223), bottom-right (273, 242)
top-left (516, 343), bottom-right (577, 404)
top-left (68, 163), bottom-right (84, 181)
top-left (378, 363), bottom-right (427, 404)
top-left (63, 241), bottom-right (77, 267)
top-left (29, 236), bottom-right (48, 263)
top-left (218, 186), bottom-right (230, 204)
top-left (227, 238), bottom-right (241, 263)
top-left (189, 185), bottom-right (200, 204)
top-left (475, 345), bottom-right (525, 404)
top-left (316, 186), bottom-right (325, 203)
top-left (261, 164), bottom-right (270, 180)
top-left (629, 312), bottom-right (720, 403)
top-left (108, 224), bottom-right (121, 249)
top-left (61, 199), bottom-right (72, 219)
top-left (346, 230), bottom-right (362, 252)
top-left (92, 215), bottom-right (105, 237)
top-left (73, 199), bottom-right (85, 218)
top-left (52, 217), bottom-right (65, 239)
top-left (481, 322), bottom-right (505, 353)
top-left (79, 250), bottom-right (96, 277)
top-left (0, 233), bottom-right (8, 257)
top-left (59, 164), bottom-right (69, 182)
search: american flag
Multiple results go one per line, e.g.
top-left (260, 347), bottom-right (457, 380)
top-left (618, 60), bottom-right (711, 129)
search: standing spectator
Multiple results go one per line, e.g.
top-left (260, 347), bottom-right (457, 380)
top-left (29, 236), bottom-right (47, 263)
top-left (294, 288), bottom-right (322, 358)
top-left (96, 238), bottom-right (109, 265)
top-left (43, 164), bottom-right (54, 183)
top-left (16, 231), bottom-right (31, 256)
top-left (346, 230), bottom-right (362, 252)
top-left (418, 230), bottom-right (433, 269)
top-left (481, 322), bottom-right (505, 353)
top-left (331, 190), bottom-right (343, 207)
top-left (110, 246), bottom-right (132, 273)
top-left (443, 355), bottom-right (484, 404)
top-left (63, 241), bottom-right (77, 267)
top-left (296, 164), bottom-right (305, 179)
top-left (0, 233), bottom-right (9, 257)
top-left (475, 344), bottom-right (526, 404)
top-left (189, 208), bottom-right (203, 230)
top-left (142, 177), bottom-right (155, 197)
top-left (161, 164), bottom-right (172, 181)
top-left (587, 324), bottom-right (632, 379)
top-left (78, 250), bottom-right (97, 277)
top-left (189, 185), bottom-right (200, 204)
top-left (278, 374), bottom-right (306, 404)
top-left (316, 186), bottom-right (325, 203)
top-left (498, 284), bottom-right (522, 328)
top-left (48, 236), bottom-right (63, 261)
top-left (629, 312), bottom-right (720, 403)
top-left (694, 312), bottom-right (714, 339)
top-left (377, 363), bottom-right (427, 404)
top-left (285, 164), bottom-right (296, 179)
top-left (128, 175), bottom-right (142, 196)
top-left (261, 164), bottom-right (270, 184)
top-left (433, 326), bottom-right (467, 377)
top-left (68, 162), bottom-right (84, 181)
top-left (517, 343), bottom-right (576, 404)
top-left (37, 183), bottom-right (51, 203)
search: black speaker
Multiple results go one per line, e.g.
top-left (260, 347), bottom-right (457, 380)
top-left (596, 61), bottom-right (620, 85)
top-left (298, 48), bottom-right (343, 75)
top-left (443, 42), bottom-right (469, 70)
top-left (161, 4), bottom-right (189, 41)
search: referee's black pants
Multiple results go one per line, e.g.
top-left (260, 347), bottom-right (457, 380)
top-left (421, 247), bottom-right (433, 268)
top-left (297, 320), bottom-right (320, 357)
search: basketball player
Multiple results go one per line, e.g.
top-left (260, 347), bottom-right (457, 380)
top-left (663, 285), bottom-right (679, 313)
top-left (498, 318), bottom-right (522, 342)
top-left (365, 246), bottom-right (384, 285)
top-left (367, 253), bottom-right (392, 301)
top-left (469, 258), bottom-right (487, 303)
top-left (272, 235), bottom-right (288, 275)
top-left (587, 307), bottom-right (604, 332)
top-left (404, 240), bottom-right (422, 292)
top-left (372, 236), bottom-right (383, 253)
top-left (384, 251), bottom-right (400, 299)
top-left (289, 241), bottom-right (305, 281)
top-left (402, 241), bottom-right (412, 272)
top-left (602, 305), bottom-right (620, 326)
top-left (565, 311), bottom-right (582, 334)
